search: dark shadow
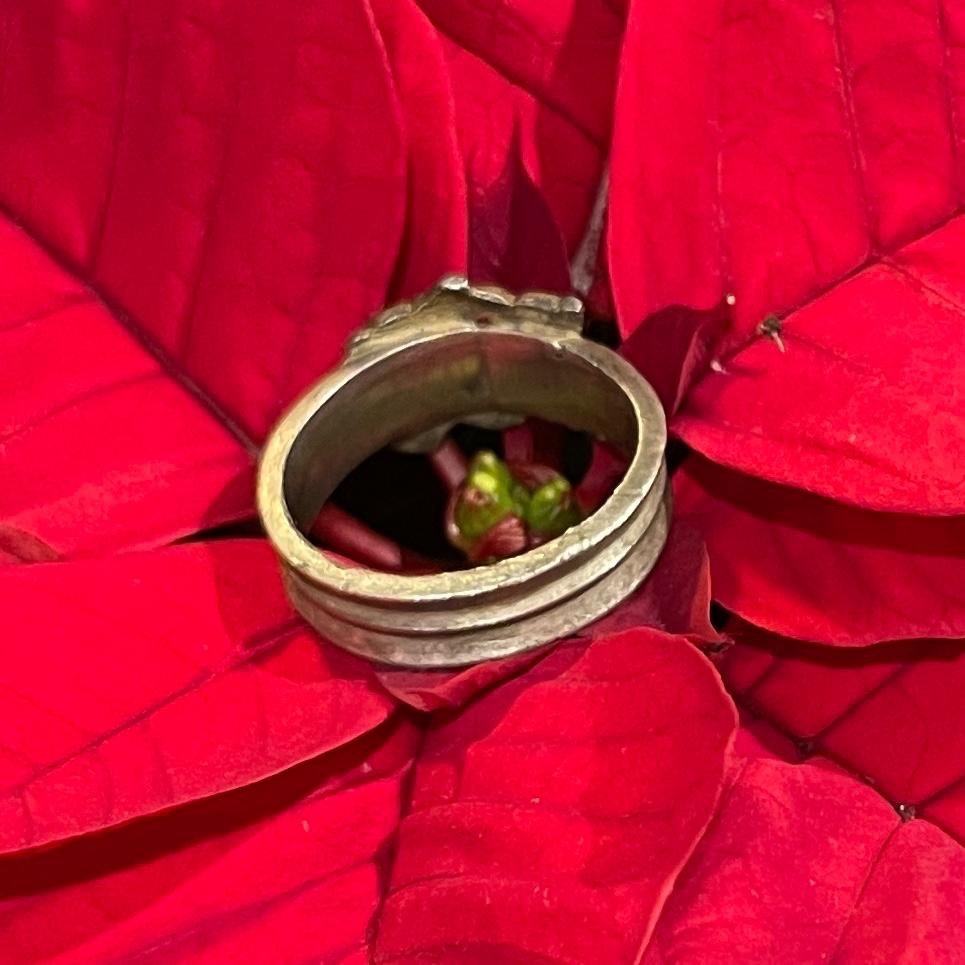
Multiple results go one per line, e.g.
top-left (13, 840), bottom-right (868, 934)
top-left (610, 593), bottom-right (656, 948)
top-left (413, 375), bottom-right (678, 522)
top-left (468, 126), bottom-right (571, 294)
top-left (621, 301), bottom-right (733, 415)
top-left (729, 620), bottom-right (963, 670)
top-left (332, 446), bottom-right (457, 563)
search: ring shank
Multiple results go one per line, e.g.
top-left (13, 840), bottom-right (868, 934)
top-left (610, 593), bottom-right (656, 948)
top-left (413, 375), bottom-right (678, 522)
top-left (258, 295), bottom-right (669, 668)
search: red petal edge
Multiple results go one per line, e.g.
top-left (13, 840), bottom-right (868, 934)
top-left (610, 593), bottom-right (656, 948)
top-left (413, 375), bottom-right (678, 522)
top-left (721, 620), bottom-right (965, 843)
top-left (645, 759), bottom-right (965, 962)
top-left (0, 540), bottom-right (394, 853)
top-left (675, 455), bottom-right (965, 645)
top-left (374, 628), bottom-right (737, 962)
top-left (0, 721), bottom-right (417, 963)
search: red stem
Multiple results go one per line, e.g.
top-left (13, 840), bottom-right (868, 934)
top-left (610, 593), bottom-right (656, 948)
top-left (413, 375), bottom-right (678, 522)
top-left (312, 503), bottom-right (402, 570)
top-left (429, 438), bottom-right (468, 493)
top-left (311, 505), bottom-right (424, 572)
top-left (574, 441), bottom-right (628, 513)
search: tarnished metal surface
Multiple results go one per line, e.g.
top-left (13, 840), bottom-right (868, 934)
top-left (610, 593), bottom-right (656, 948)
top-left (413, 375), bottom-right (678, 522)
top-left (258, 277), bottom-right (669, 668)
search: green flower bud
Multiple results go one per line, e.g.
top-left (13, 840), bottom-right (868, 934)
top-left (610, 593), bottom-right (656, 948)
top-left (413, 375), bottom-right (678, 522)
top-left (448, 450), bottom-right (585, 561)
top-left (454, 451), bottom-right (527, 543)
top-left (525, 475), bottom-right (583, 538)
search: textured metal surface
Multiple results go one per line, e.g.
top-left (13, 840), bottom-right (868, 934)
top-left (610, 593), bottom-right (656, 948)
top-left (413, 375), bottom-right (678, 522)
top-left (258, 277), bottom-right (669, 667)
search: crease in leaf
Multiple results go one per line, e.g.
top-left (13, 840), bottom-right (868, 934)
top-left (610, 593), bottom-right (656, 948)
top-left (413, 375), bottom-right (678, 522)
top-left (0, 720), bottom-right (418, 964)
top-left (0, 541), bottom-right (395, 854)
top-left (644, 759), bottom-right (965, 963)
top-left (675, 455), bottom-right (965, 645)
top-left (374, 628), bottom-right (737, 962)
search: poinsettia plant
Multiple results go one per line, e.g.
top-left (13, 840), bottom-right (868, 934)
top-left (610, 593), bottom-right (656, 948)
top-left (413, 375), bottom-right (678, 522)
top-left (1, 0), bottom-right (963, 961)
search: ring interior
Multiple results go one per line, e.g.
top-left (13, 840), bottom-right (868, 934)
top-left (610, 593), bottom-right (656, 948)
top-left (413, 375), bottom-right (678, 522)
top-left (283, 331), bottom-right (639, 532)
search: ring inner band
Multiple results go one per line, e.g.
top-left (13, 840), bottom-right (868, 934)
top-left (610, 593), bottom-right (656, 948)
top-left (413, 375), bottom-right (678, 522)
top-left (283, 331), bottom-right (638, 532)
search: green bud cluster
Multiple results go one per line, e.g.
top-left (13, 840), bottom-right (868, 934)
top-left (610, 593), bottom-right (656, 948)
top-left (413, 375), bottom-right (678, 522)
top-left (451, 450), bottom-right (584, 560)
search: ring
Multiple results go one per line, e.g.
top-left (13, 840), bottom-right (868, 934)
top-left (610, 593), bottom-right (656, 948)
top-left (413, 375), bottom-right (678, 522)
top-left (257, 276), bottom-right (670, 668)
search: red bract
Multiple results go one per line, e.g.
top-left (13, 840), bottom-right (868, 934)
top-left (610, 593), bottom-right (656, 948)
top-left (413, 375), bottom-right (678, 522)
top-left (644, 759), bottom-right (965, 963)
top-left (0, 220), bottom-right (253, 558)
top-left (1, 0), bottom-right (963, 960)
top-left (374, 630), bottom-right (736, 962)
top-left (0, 541), bottom-right (393, 853)
top-left (418, 0), bottom-right (618, 257)
top-left (722, 621), bottom-right (965, 843)
top-left (0, 722), bottom-right (417, 963)
top-left (675, 456), bottom-right (965, 644)
top-left (675, 226), bottom-right (965, 513)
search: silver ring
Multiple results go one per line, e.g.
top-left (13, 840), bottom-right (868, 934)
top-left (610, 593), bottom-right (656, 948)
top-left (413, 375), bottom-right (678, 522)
top-left (257, 277), bottom-right (669, 667)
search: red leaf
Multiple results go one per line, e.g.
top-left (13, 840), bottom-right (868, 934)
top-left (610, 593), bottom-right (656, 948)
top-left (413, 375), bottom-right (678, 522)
top-left (675, 222), bottom-right (965, 513)
top-left (417, 0), bottom-right (621, 256)
top-left (609, 0), bottom-right (731, 334)
top-left (611, 0), bottom-right (965, 510)
top-left (620, 302), bottom-right (732, 416)
top-left (0, 540), bottom-right (395, 853)
top-left (831, 820), bottom-right (965, 961)
top-left (574, 439), bottom-right (628, 513)
top-left (583, 516), bottom-right (721, 645)
top-left (416, 0), bottom-right (622, 150)
top-left (466, 128), bottom-right (572, 293)
top-left (675, 455), bottom-right (965, 644)
top-left (501, 419), bottom-right (567, 469)
top-left (612, 0), bottom-right (962, 333)
top-left (0, 0), bottom-right (410, 441)
top-left (376, 648), bottom-right (550, 713)
top-left (371, 0), bottom-right (469, 299)
top-left (0, 721), bottom-right (417, 964)
top-left (0, 219), bottom-right (253, 559)
top-left (721, 622), bottom-right (965, 843)
top-left (0, 2), bottom-right (125, 264)
top-left (0, 527), bottom-right (61, 566)
top-left (374, 629), bottom-right (737, 962)
top-left (434, 13), bottom-right (609, 258)
top-left (732, 708), bottom-right (802, 764)
top-left (644, 759), bottom-right (965, 962)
